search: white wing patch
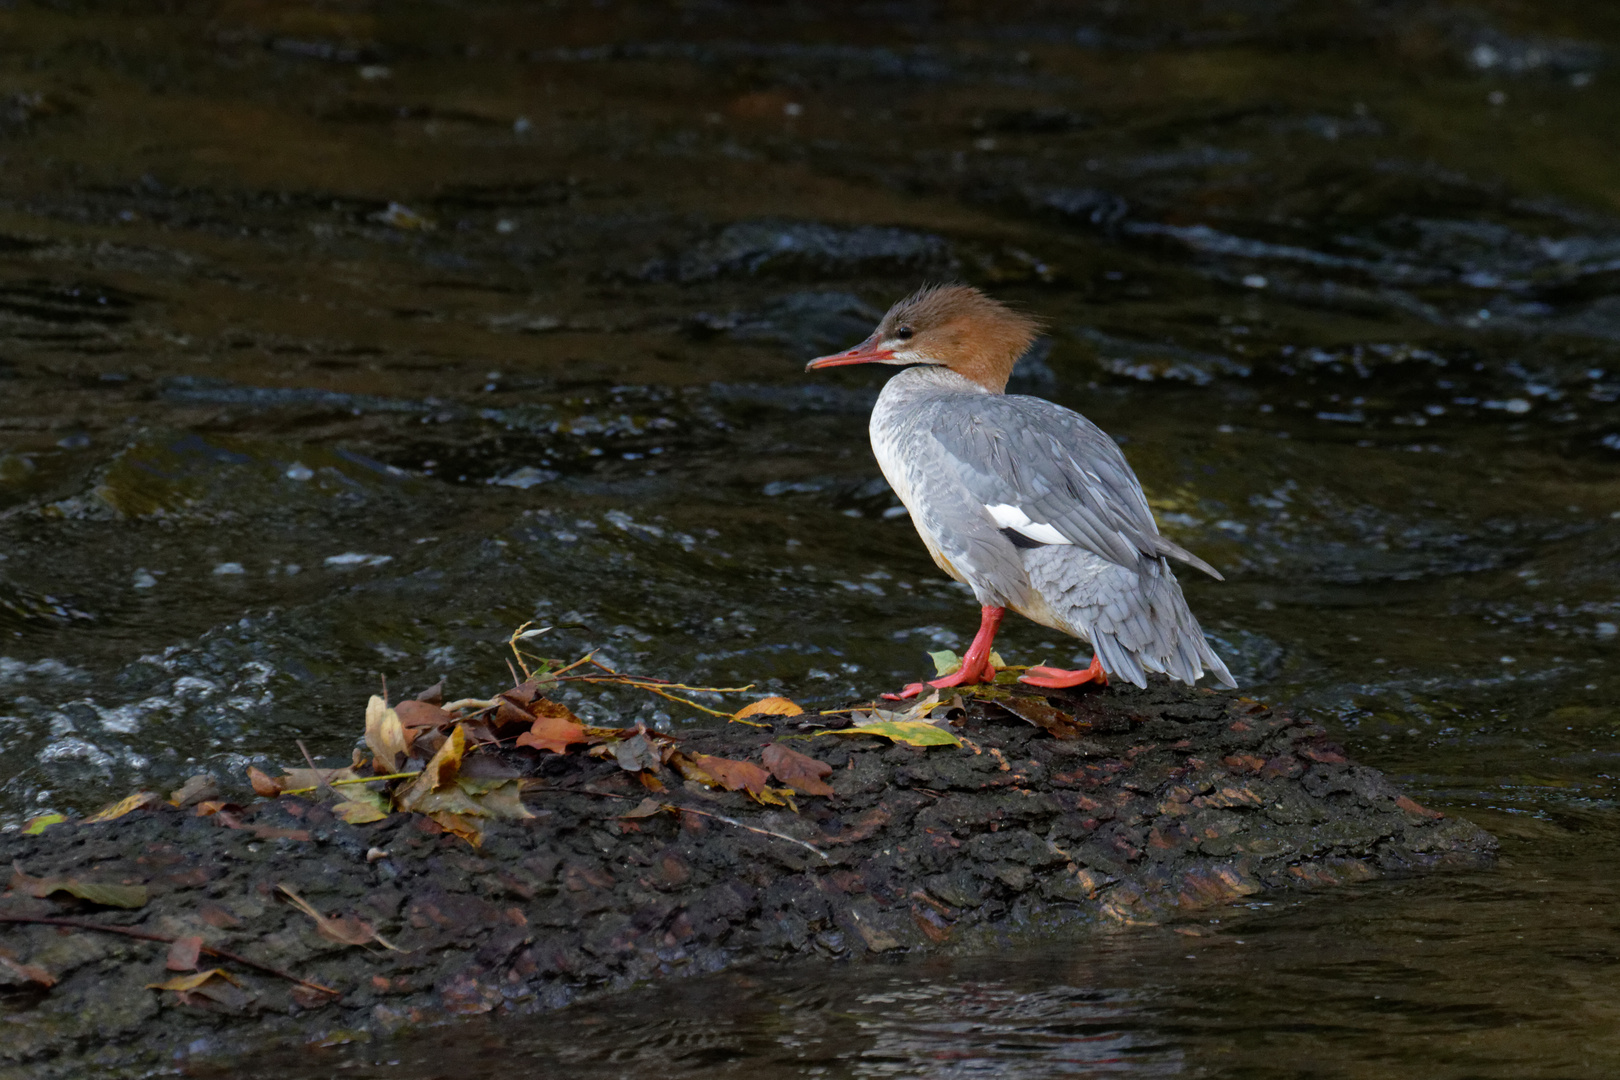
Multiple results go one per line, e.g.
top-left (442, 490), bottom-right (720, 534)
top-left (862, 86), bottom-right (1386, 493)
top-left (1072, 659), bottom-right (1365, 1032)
top-left (984, 502), bottom-right (1072, 546)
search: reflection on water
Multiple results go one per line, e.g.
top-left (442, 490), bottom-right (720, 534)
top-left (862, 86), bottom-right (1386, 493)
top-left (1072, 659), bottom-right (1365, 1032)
top-left (3, 0), bottom-right (1620, 1075)
top-left (236, 822), bottom-right (1620, 1079)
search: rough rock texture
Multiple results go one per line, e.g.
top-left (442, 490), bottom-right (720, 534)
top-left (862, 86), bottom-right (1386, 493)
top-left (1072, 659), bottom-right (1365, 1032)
top-left (0, 682), bottom-right (1494, 1078)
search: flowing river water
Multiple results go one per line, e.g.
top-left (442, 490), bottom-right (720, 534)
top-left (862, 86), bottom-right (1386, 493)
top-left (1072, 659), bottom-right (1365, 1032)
top-left (2, 2), bottom-right (1618, 1075)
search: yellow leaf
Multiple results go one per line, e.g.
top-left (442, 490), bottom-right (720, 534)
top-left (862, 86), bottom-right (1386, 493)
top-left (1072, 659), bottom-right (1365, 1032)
top-left (733, 696), bottom-right (803, 719)
top-left (394, 724), bottom-right (466, 812)
top-left (823, 720), bottom-right (962, 747)
top-left (364, 695), bottom-right (409, 773)
top-left (147, 968), bottom-right (242, 992)
top-left (748, 786), bottom-right (800, 813)
top-left (81, 791), bottom-right (161, 824)
top-left (430, 812), bottom-right (484, 846)
top-left (22, 812), bottom-right (66, 835)
top-left (332, 799), bottom-right (389, 825)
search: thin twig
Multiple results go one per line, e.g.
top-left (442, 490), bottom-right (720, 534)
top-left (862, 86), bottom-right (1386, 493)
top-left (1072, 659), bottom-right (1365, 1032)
top-left (507, 621), bottom-right (536, 681)
top-left (280, 771), bottom-right (421, 797)
top-left (0, 914), bottom-right (338, 996)
top-left (294, 740), bottom-right (342, 802)
top-left (442, 697), bottom-right (499, 713)
top-left (535, 786), bottom-right (829, 861)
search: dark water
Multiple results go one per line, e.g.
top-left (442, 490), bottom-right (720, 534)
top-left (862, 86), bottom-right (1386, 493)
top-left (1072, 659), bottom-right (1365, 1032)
top-left (2, 1), bottom-right (1618, 1075)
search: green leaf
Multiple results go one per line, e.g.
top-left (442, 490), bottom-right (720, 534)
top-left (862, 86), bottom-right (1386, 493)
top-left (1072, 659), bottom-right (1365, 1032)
top-left (824, 720), bottom-right (961, 747)
top-left (58, 881), bottom-right (150, 908)
top-left (928, 649), bottom-right (961, 676)
top-left (23, 812), bottom-right (66, 835)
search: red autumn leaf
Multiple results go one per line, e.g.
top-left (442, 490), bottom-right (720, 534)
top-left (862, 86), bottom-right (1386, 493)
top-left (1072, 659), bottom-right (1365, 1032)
top-left (515, 712), bottom-right (589, 754)
top-left (166, 935), bottom-right (203, 972)
top-left (688, 753), bottom-right (770, 795)
top-left (762, 743), bottom-right (835, 796)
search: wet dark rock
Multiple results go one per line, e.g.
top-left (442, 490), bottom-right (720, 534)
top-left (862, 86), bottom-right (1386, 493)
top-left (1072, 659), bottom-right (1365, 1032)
top-left (711, 290), bottom-right (883, 358)
top-left (1022, 186), bottom-right (1130, 230)
top-left (0, 680), bottom-right (1493, 1079)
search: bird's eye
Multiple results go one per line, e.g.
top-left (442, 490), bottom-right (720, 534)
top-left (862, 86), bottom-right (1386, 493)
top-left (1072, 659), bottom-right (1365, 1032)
top-left (896, 326), bottom-right (914, 341)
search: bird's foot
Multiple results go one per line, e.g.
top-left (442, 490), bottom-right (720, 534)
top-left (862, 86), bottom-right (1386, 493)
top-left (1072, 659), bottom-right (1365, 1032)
top-left (880, 663), bottom-right (998, 701)
top-left (881, 683), bottom-right (929, 701)
top-left (1018, 656), bottom-right (1108, 689)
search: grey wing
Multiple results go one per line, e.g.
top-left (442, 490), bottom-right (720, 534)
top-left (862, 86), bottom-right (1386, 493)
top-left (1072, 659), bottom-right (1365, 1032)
top-left (922, 395), bottom-right (1222, 579)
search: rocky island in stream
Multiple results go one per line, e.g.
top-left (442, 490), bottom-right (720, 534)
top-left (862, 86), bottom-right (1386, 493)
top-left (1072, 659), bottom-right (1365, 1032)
top-left (0, 673), bottom-right (1495, 1079)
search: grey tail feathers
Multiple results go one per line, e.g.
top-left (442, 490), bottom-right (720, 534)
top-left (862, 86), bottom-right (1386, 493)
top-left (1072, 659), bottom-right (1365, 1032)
top-left (1154, 536), bottom-right (1223, 581)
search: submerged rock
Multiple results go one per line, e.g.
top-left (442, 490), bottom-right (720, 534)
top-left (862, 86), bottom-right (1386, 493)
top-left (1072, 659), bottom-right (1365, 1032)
top-left (0, 680), bottom-right (1493, 1078)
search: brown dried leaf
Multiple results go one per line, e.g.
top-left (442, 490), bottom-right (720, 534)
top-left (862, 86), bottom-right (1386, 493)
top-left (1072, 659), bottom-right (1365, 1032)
top-left (533, 698), bottom-right (585, 723)
top-left (169, 773), bottom-right (220, 808)
top-left (81, 791), bottom-right (162, 824)
top-left (994, 696), bottom-right (1089, 740)
top-left (365, 695), bottom-right (410, 773)
top-left (621, 796), bottom-right (666, 819)
top-left (688, 753), bottom-right (770, 795)
top-left (0, 952), bottom-right (55, 988)
top-left (503, 679), bottom-right (542, 705)
top-left (458, 778), bottom-right (533, 820)
top-left (277, 884), bottom-right (405, 951)
top-left (394, 699), bottom-right (454, 730)
top-left (494, 697), bottom-right (537, 730)
top-left (278, 766), bottom-right (362, 793)
top-left (430, 812), bottom-right (484, 846)
top-left (762, 744), bottom-right (835, 796)
top-left (415, 680), bottom-right (445, 705)
top-left (611, 733), bottom-right (662, 773)
top-left (246, 766), bottom-right (283, 798)
top-left (668, 752), bottom-right (719, 786)
top-left (165, 935), bottom-right (203, 972)
top-left (734, 695), bottom-right (804, 719)
top-left (515, 713), bottom-right (590, 754)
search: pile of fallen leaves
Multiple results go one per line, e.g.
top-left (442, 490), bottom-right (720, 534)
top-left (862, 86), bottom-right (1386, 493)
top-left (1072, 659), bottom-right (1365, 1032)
top-left (235, 626), bottom-right (976, 846)
top-left (17, 630), bottom-right (1091, 850)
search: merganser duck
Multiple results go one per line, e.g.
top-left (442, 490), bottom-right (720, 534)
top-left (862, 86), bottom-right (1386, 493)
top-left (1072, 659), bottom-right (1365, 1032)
top-left (805, 284), bottom-right (1235, 697)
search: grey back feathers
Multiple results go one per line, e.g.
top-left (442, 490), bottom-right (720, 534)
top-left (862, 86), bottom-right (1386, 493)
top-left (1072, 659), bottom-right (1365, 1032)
top-left (871, 365), bottom-right (1235, 689)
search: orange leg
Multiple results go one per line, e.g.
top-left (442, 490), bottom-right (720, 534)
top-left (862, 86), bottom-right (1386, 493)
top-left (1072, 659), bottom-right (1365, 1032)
top-left (1018, 654), bottom-right (1108, 690)
top-left (883, 605), bottom-right (1005, 700)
